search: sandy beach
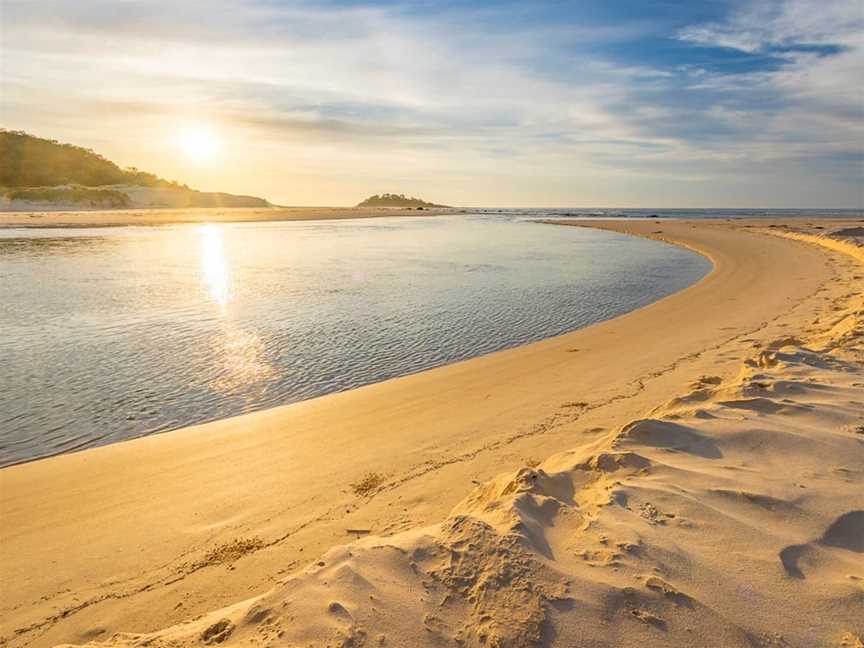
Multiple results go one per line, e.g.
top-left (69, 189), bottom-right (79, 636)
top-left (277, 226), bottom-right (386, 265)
top-left (2, 219), bottom-right (863, 647)
top-left (0, 207), bottom-right (458, 229)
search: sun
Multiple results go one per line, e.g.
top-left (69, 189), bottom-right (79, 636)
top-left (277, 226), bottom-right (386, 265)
top-left (177, 124), bottom-right (221, 162)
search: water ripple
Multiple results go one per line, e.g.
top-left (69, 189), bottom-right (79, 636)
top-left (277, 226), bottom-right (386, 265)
top-left (0, 215), bottom-right (710, 466)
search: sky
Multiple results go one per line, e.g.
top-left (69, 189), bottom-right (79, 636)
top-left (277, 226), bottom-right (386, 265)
top-left (1, 0), bottom-right (862, 207)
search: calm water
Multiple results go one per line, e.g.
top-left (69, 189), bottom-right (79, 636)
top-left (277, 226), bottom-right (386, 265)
top-left (0, 214), bottom-right (710, 466)
top-left (468, 207), bottom-right (864, 219)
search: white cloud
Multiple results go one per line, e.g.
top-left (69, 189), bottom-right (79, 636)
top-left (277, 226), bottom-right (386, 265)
top-left (1, 0), bottom-right (861, 207)
top-left (677, 0), bottom-right (864, 52)
top-left (673, 0), bottom-right (863, 183)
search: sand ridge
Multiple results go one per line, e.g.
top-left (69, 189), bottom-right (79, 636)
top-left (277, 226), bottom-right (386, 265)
top-left (2, 219), bottom-right (863, 646)
top-left (53, 225), bottom-right (864, 646)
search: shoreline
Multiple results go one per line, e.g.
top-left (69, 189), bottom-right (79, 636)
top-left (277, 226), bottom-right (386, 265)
top-left (0, 206), bottom-right (461, 229)
top-left (2, 219), bottom-right (862, 646)
top-left (2, 206), bottom-right (862, 230)
top-left (0, 224), bottom-right (712, 471)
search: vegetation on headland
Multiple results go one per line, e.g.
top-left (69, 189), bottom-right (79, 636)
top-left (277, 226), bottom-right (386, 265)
top-left (5, 186), bottom-right (132, 208)
top-left (356, 193), bottom-right (448, 208)
top-left (0, 130), bottom-right (270, 208)
top-left (0, 130), bottom-right (173, 188)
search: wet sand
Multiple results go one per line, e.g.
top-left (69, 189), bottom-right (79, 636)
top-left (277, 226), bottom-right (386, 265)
top-left (0, 207), bottom-right (457, 228)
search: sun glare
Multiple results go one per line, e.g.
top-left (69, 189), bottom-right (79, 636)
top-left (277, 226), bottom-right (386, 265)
top-left (200, 224), bottom-right (230, 309)
top-left (177, 125), bottom-right (221, 162)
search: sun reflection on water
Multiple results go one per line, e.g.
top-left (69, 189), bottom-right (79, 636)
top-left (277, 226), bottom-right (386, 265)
top-left (209, 327), bottom-right (276, 396)
top-left (197, 224), bottom-right (275, 396)
top-left (200, 224), bottom-right (230, 309)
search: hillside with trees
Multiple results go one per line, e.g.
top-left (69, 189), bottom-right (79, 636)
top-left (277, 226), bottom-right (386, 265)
top-left (356, 193), bottom-right (448, 208)
top-left (0, 130), bottom-right (269, 209)
top-left (0, 130), bottom-right (171, 188)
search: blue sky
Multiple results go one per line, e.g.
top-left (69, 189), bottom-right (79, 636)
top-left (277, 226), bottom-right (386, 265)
top-left (2, 0), bottom-right (862, 207)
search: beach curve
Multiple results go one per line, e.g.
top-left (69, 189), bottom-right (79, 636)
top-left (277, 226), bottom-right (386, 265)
top-left (2, 219), bottom-right (861, 646)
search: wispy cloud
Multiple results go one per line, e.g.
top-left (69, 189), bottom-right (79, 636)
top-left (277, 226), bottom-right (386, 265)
top-left (677, 0), bottom-right (863, 52)
top-left (672, 0), bottom-right (863, 189)
top-left (1, 0), bottom-right (861, 206)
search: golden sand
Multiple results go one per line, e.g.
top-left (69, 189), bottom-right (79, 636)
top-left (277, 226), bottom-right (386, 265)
top-left (2, 219), bottom-right (862, 647)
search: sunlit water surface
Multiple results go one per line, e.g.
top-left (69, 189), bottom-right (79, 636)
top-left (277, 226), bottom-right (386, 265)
top-left (0, 215), bottom-right (710, 466)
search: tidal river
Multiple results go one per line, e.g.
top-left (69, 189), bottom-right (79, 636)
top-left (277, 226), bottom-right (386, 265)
top-left (0, 214), bottom-right (710, 466)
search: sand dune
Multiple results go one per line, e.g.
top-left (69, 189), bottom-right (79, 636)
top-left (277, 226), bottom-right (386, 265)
top-left (57, 250), bottom-right (864, 646)
top-left (3, 220), bottom-right (863, 647)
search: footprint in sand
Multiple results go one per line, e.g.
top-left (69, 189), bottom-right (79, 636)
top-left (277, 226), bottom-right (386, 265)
top-left (327, 600), bottom-right (353, 619)
top-left (779, 510), bottom-right (864, 579)
top-left (779, 544), bottom-right (812, 579)
top-left (820, 510), bottom-right (864, 553)
top-left (644, 576), bottom-right (693, 608)
top-left (618, 419), bottom-right (723, 459)
top-left (200, 619), bottom-right (234, 644)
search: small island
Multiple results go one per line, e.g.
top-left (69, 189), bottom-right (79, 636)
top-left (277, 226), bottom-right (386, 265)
top-left (356, 193), bottom-right (449, 209)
